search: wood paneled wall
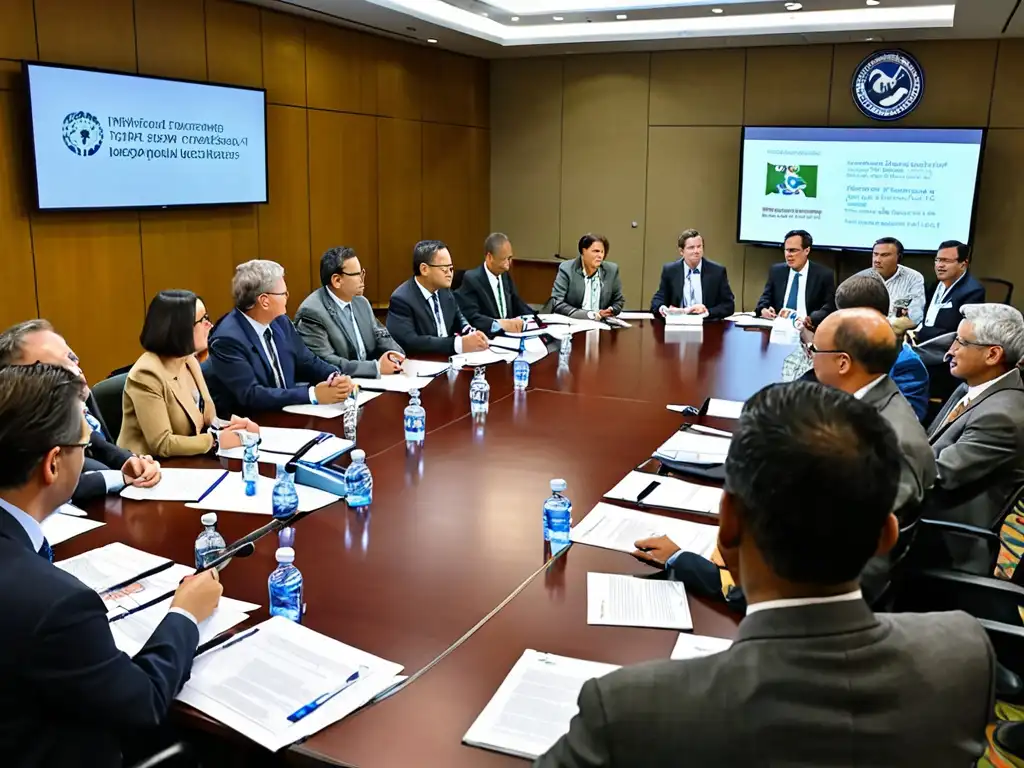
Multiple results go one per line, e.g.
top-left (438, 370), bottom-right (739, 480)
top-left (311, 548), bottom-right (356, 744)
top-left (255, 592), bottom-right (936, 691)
top-left (492, 40), bottom-right (1024, 313)
top-left (0, 0), bottom-right (489, 383)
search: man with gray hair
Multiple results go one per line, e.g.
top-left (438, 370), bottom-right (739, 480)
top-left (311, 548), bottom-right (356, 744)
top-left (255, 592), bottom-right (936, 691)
top-left (206, 259), bottom-right (352, 416)
top-left (456, 233), bottom-right (534, 335)
top-left (927, 303), bottom-right (1024, 564)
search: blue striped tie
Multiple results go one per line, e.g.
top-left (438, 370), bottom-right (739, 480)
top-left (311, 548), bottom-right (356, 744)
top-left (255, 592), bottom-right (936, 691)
top-left (39, 537), bottom-right (53, 563)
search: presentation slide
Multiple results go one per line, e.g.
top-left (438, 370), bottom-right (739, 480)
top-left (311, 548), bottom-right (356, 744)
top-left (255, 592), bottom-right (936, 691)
top-left (738, 127), bottom-right (984, 252)
top-left (26, 63), bottom-right (267, 210)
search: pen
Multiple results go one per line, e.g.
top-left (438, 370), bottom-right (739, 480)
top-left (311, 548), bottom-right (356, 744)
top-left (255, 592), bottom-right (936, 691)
top-left (195, 470), bottom-right (229, 503)
top-left (197, 626), bottom-right (260, 657)
top-left (635, 480), bottom-right (660, 505)
top-left (286, 666), bottom-right (367, 723)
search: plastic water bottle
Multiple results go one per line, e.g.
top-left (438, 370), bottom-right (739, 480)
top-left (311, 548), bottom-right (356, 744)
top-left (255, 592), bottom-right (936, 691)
top-left (271, 465), bottom-right (299, 520)
top-left (543, 479), bottom-right (573, 552)
top-left (343, 391), bottom-right (358, 442)
top-left (278, 526), bottom-right (295, 548)
top-left (404, 389), bottom-right (426, 444)
top-left (345, 449), bottom-right (373, 509)
top-left (470, 366), bottom-right (490, 416)
top-left (559, 334), bottom-right (572, 359)
top-left (513, 339), bottom-right (530, 391)
top-left (268, 547), bottom-right (303, 623)
top-left (241, 434), bottom-right (259, 497)
top-left (194, 512), bottom-right (226, 569)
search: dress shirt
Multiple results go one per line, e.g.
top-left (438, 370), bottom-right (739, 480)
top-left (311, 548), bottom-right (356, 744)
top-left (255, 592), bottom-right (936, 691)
top-left (782, 261), bottom-right (810, 318)
top-left (877, 265), bottom-right (926, 326)
top-left (745, 589), bottom-right (863, 616)
top-left (485, 265), bottom-right (507, 321)
top-left (852, 374), bottom-right (887, 401)
top-left (949, 369), bottom-right (1017, 415)
top-left (924, 272), bottom-right (965, 327)
top-left (685, 260), bottom-right (703, 309)
top-left (326, 290), bottom-right (379, 375)
top-left (580, 267), bottom-right (603, 315)
top-left (415, 279), bottom-right (464, 355)
top-left (97, 470), bottom-right (126, 493)
top-left (0, 497), bottom-right (45, 553)
top-left (241, 312), bottom-right (317, 404)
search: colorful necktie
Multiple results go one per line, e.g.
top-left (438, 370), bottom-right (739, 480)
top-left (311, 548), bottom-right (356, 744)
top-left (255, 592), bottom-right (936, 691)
top-left (785, 271), bottom-right (801, 312)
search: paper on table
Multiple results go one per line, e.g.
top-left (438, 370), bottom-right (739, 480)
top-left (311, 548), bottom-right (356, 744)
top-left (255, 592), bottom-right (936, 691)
top-left (665, 313), bottom-right (705, 327)
top-left (111, 597), bottom-right (250, 658)
top-left (282, 390), bottom-right (383, 418)
top-left (687, 424), bottom-right (733, 438)
top-left (56, 542), bottom-right (172, 593)
top-left (178, 616), bottom-right (404, 753)
top-left (587, 573), bottom-right (692, 630)
top-left (503, 328), bottom-right (550, 339)
top-left (102, 562), bottom-right (195, 618)
top-left (769, 316), bottom-right (801, 346)
top-left (120, 468), bottom-right (228, 502)
top-left (618, 311), bottom-right (655, 320)
top-left (603, 471), bottom-right (722, 515)
top-left (724, 312), bottom-right (754, 321)
top-left (654, 429), bottom-right (730, 465)
top-left (56, 503), bottom-right (87, 517)
top-left (186, 471), bottom-right (341, 515)
top-left (705, 398), bottom-right (745, 419)
top-left (41, 513), bottom-right (105, 546)
top-left (490, 336), bottom-right (549, 364)
top-left (536, 314), bottom-right (574, 325)
top-left (401, 359), bottom-right (451, 377)
top-left (463, 650), bottom-right (620, 760)
top-left (536, 314), bottom-right (610, 332)
top-left (570, 503), bottom-right (718, 559)
top-left (451, 348), bottom-right (518, 368)
top-left (733, 315), bottom-right (775, 329)
top-left (350, 373), bottom-right (441, 393)
top-left (218, 426), bottom-right (326, 459)
top-left (670, 633), bottom-right (733, 660)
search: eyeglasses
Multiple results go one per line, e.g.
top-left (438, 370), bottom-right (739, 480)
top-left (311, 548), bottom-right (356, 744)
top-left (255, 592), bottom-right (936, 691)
top-left (806, 343), bottom-right (846, 356)
top-left (934, 258), bottom-right (961, 265)
top-left (340, 269), bottom-right (366, 278)
top-left (263, 290), bottom-right (289, 298)
top-left (426, 264), bottom-right (455, 274)
top-left (951, 335), bottom-right (1000, 350)
top-left (60, 439), bottom-right (92, 450)
top-left (193, 314), bottom-right (211, 326)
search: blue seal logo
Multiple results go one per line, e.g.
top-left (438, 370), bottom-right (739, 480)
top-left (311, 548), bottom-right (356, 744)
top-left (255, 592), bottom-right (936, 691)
top-left (61, 111), bottom-right (104, 156)
top-left (851, 50), bottom-right (924, 121)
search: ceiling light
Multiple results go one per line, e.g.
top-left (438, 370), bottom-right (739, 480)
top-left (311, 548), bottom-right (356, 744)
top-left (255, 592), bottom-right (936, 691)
top-left (616, 13), bottom-right (627, 19)
top-left (426, 37), bottom-right (438, 43)
top-left (511, 15), bottom-right (519, 20)
top-left (785, 2), bottom-right (802, 9)
top-left (866, 0), bottom-right (880, 4)
top-left (553, 15), bottom-right (564, 20)
top-left (711, 7), bottom-right (723, 12)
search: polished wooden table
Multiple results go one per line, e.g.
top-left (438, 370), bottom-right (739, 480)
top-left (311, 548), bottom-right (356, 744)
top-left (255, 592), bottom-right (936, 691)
top-left (64, 320), bottom-right (793, 766)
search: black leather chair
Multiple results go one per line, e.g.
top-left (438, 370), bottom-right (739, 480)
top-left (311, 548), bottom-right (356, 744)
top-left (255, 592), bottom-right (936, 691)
top-left (91, 371), bottom-right (129, 443)
top-left (979, 277), bottom-right (1014, 306)
top-left (451, 268), bottom-right (467, 292)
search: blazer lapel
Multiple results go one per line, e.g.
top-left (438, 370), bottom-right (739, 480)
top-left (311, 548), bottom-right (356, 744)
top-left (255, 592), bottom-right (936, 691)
top-left (178, 357), bottom-right (209, 434)
top-left (320, 288), bottom-right (358, 355)
top-left (234, 310), bottom-right (276, 386)
top-left (699, 263), bottom-right (713, 305)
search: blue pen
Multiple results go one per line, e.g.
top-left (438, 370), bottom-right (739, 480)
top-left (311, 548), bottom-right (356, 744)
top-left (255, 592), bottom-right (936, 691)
top-left (196, 470), bottom-right (229, 503)
top-left (286, 666), bottom-right (367, 723)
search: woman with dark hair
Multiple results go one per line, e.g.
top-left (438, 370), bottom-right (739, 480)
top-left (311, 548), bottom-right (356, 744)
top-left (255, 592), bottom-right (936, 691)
top-left (118, 290), bottom-right (257, 457)
top-left (548, 233), bottom-right (625, 320)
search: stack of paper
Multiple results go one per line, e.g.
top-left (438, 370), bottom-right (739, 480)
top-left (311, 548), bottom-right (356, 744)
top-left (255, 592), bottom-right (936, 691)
top-left (185, 471), bottom-right (341, 515)
top-left (111, 597), bottom-right (253, 658)
top-left (451, 348), bottom-right (518, 368)
top-left (491, 335), bottom-right (549, 363)
top-left (282, 389), bottom-right (383, 418)
top-left (570, 503), bottom-right (718, 559)
top-left (350, 371), bottom-right (443, 393)
top-left (219, 428), bottom-right (352, 466)
top-left (665, 313), bottom-right (705, 327)
top-left (178, 616), bottom-right (404, 752)
top-left (463, 650), bottom-right (620, 760)
top-left (537, 314), bottom-right (610, 332)
top-left (670, 633), bottom-right (733, 660)
top-left (705, 398), bottom-right (745, 419)
top-left (587, 573), bottom-right (693, 630)
top-left (653, 430), bottom-right (731, 465)
top-left (732, 315), bottom-right (775, 329)
top-left (618, 311), bottom-right (655, 320)
top-left (56, 542), bottom-right (172, 592)
top-left (121, 468), bottom-right (228, 502)
top-left (603, 471), bottom-right (722, 515)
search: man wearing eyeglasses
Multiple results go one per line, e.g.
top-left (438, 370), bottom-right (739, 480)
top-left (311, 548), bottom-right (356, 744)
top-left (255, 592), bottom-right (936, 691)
top-left (918, 240), bottom-right (986, 343)
top-left (927, 304), bottom-right (1024, 568)
top-left (386, 240), bottom-right (490, 356)
top-left (296, 247), bottom-right (406, 378)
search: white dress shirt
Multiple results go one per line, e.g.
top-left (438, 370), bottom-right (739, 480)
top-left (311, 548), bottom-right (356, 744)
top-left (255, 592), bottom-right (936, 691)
top-left (581, 267), bottom-right (603, 316)
top-left (924, 272), bottom-right (965, 327)
top-left (745, 589), bottom-right (863, 616)
top-left (485, 265), bottom-right (507, 320)
top-left (948, 368), bottom-right (1017, 416)
top-left (416, 279), bottom-right (464, 354)
top-left (326, 290), bottom-right (379, 375)
top-left (852, 374), bottom-right (887, 401)
top-left (684, 259), bottom-right (704, 309)
top-left (782, 261), bottom-right (810, 318)
top-left (241, 313), bottom-right (317, 404)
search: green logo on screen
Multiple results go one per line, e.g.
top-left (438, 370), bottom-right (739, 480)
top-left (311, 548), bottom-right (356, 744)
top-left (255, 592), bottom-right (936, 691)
top-left (766, 164), bottom-right (818, 198)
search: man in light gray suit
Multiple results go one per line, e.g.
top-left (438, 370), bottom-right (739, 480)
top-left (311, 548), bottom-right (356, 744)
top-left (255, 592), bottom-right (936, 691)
top-left (538, 381), bottom-right (994, 768)
top-left (295, 247), bottom-right (405, 378)
top-left (547, 233), bottom-right (625, 320)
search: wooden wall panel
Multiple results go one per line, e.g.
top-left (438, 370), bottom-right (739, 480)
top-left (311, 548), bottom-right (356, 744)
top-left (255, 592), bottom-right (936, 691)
top-left (205, 0), bottom-right (263, 88)
top-left (35, 0), bottom-right (137, 72)
top-left (376, 37), bottom-right (422, 121)
top-left (467, 126), bottom-right (490, 260)
top-left (305, 22), bottom-right (377, 115)
top-left (423, 123), bottom-right (473, 268)
top-left (261, 10), bottom-right (306, 107)
top-left (972, 129), bottom-right (1024, 300)
top-left (649, 50), bottom-right (745, 126)
top-left (377, 118), bottom-right (422, 302)
top-left (0, 92), bottom-right (38, 329)
top-left (135, 0), bottom-right (207, 80)
top-left (422, 49), bottom-right (488, 128)
top-left (0, 0), bottom-right (37, 61)
top-left (0, 61), bottom-right (22, 92)
top-left (744, 46), bottom-right (832, 126)
top-left (990, 40), bottom-right (1024, 129)
top-left (258, 105), bottom-right (310, 315)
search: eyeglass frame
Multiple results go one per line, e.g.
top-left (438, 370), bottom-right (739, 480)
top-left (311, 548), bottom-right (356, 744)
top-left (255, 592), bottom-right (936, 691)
top-left (951, 335), bottom-right (1001, 351)
top-left (425, 263), bottom-right (456, 274)
top-left (337, 268), bottom-right (367, 279)
top-left (193, 313), bottom-right (211, 326)
top-left (805, 342), bottom-right (847, 356)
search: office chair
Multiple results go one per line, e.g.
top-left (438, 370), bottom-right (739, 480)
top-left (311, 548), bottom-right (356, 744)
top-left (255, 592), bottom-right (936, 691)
top-left (451, 268), bottom-right (466, 292)
top-left (979, 277), bottom-right (1014, 306)
top-left (90, 372), bottom-right (129, 443)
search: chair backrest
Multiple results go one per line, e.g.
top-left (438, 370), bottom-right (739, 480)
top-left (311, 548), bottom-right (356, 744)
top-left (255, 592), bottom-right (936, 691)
top-left (451, 268), bottom-right (467, 292)
top-left (90, 372), bottom-right (128, 443)
top-left (979, 277), bottom-right (1014, 306)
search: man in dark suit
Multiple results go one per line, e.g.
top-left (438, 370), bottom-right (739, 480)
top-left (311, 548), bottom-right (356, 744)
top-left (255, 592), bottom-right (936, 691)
top-left (538, 381), bottom-right (994, 767)
top-left (386, 240), bottom-right (490, 356)
top-left (207, 259), bottom-right (352, 416)
top-left (295, 246), bottom-right (405, 378)
top-left (456, 233), bottom-right (534, 336)
top-left (0, 363), bottom-right (223, 766)
top-left (755, 229), bottom-right (836, 329)
top-left (649, 228), bottom-right (735, 320)
top-left (918, 240), bottom-right (986, 343)
top-left (0, 319), bottom-right (162, 506)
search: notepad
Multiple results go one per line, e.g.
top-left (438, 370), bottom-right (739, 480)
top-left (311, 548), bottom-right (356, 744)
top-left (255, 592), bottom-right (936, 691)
top-left (603, 471), bottom-right (722, 515)
top-left (463, 650), bottom-right (620, 760)
top-left (219, 432), bottom-right (352, 466)
top-left (282, 390), bottom-right (383, 418)
top-left (40, 513), bottom-right (105, 545)
top-left (121, 468), bottom-right (228, 502)
top-left (670, 633), bottom-right (733, 660)
top-left (185, 471), bottom-right (341, 515)
top-left (571, 503), bottom-right (718, 559)
top-left (653, 429), bottom-right (731, 465)
top-left (587, 573), bottom-right (692, 630)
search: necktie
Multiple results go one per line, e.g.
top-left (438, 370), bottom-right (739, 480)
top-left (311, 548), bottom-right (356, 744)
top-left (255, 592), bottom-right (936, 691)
top-left (495, 278), bottom-right (506, 319)
top-left (946, 398), bottom-right (969, 424)
top-left (263, 328), bottom-right (286, 388)
top-left (589, 275), bottom-right (600, 311)
top-left (344, 304), bottom-right (367, 361)
top-left (686, 268), bottom-right (700, 307)
top-left (38, 537), bottom-right (53, 563)
top-left (430, 293), bottom-right (445, 337)
top-left (84, 408), bottom-right (106, 441)
top-left (785, 271), bottom-right (801, 312)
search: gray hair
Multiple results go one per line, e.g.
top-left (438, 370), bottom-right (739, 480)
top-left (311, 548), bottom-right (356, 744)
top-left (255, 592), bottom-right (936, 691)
top-left (233, 259), bottom-right (285, 311)
top-left (0, 319), bottom-right (55, 366)
top-left (484, 232), bottom-right (509, 256)
top-left (961, 303), bottom-right (1024, 367)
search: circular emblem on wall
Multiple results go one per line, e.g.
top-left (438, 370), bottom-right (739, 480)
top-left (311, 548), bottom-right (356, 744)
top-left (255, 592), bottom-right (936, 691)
top-left (61, 111), bottom-right (104, 156)
top-left (851, 49), bottom-right (925, 121)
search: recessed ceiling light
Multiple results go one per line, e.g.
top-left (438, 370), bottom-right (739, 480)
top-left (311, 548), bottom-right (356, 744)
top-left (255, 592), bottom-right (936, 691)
top-left (511, 15), bottom-right (519, 20)
top-left (711, 7), bottom-right (724, 13)
top-left (616, 13), bottom-right (627, 19)
top-left (427, 38), bottom-right (438, 43)
top-left (553, 15), bottom-right (564, 20)
top-left (866, 0), bottom-right (881, 5)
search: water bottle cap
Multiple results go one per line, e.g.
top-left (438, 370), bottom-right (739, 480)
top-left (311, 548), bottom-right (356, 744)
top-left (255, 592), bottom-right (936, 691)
top-left (550, 478), bottom-right (567, 492)
top-left (410, 388), bottom-right (420, 397)
top-left (276, 546), bottom-right (295, 563)
top-left (201, 512), bottom-right (217, 526)
top-left (351, 449), bottom-right (366, 462)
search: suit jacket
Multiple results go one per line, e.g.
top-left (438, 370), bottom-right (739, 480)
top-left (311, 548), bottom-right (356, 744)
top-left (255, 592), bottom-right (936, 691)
top-left (892, 343), bottom-right (930, 422)
top-left (386, 278), bottom-right (472, 356)
top-left (548, 259), bottom-right (625, 320)
top-left (0, 506), bottom-right (200, 766)
top-left (456, 264), bottom-right (534, 335)
top-left (535, 600), bottom-right (993, 768)
top-left (294, 288), bottom-right (404, 378)
top-left (206, 309), bottom-right (338, 417)
top-left (918, 273), bottom-right (986, 342)
top-left (74, 392), bottom-right (134, 507)
top-left (118, 352), bottom-right (216, 458)
top-left (649, 258), bottom-right (735, 320)
top-left (754, 261), bottom-right (836, 327)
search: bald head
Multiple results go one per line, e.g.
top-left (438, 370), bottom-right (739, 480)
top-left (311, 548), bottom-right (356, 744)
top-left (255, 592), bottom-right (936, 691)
top-left (813, 308), bottom-right (899, 394)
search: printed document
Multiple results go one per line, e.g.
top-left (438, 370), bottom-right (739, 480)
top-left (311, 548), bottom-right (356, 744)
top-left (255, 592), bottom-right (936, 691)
top-left (282, 389), bottom-right (382, 418)
top-left (350, 372), bottom-right (441, 393)
top-left (491, 335), bottom-right (549, 363)
top-left (587, 573), bottom-right (692, 630)
top-left (653, 430), bottom-right (731, 465)
top-left (571, 503), bottom-right (718, 558)
top-left (451, 348), bottom-right (517, 368)
top-left (110, 596), bottom-right (251, 658)
top-left (40, 513), bottom-right (104, 545)
top-left (56, 542), bottom-right (171, 593)
top-left (186, 471), bottom-right (341, 515)
top-left (603, 471), bottom-right (722, 515)
top-left (121, 468), bottom-right (228, 502)
top-left (670, 633), bottom-right (733, 661)
top-left (400, 359), bottom-right (451, 377)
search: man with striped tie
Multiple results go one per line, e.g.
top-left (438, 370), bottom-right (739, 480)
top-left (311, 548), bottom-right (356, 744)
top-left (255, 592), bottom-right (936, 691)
top-left (650, 229), bottom-right (735, 321)
top-left (755, 229), bottom-right (837, 331)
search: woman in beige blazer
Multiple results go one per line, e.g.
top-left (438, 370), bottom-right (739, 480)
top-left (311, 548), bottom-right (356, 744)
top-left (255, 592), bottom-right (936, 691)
top-left (119, 290), bottom-right (256, 457)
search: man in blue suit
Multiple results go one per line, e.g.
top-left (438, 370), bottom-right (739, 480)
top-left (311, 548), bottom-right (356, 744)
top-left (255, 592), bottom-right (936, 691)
top-left (207, 259), bottom-right (352, 417)
top-left (918, 240), bottom-right (986, 343)
top-left (755, 229), bottom-right (836, 330)
top-left (650, 229), bottom-right (735, 320)
top-left (0, 363), bottom-right (223, 766)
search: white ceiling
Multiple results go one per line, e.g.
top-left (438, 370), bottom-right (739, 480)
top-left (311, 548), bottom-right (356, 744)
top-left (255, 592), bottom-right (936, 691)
top-left (244, 0), bottom-right (1022, 57)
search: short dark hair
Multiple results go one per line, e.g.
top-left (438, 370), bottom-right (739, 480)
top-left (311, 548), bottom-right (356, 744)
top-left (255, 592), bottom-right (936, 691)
top-left (784, 229), bottom-right (813, 250)
top-left (835, 274), bottom-right (890, 316)
top-left (873, 236), bottom-right (904, 260)
top-left (578, 233), bottom-right (610, 257)
top-left (832, 314), bottom-right (900, 375)
top-left (0, 363), bottom-right (86, 489)
top-left (725, 381), bottom-right (901, 584)
top-left (0, 319), bottom-right (54, 366)
top-left (320, 246), bottom-right (358, 287)
top-left (413, 240), bottom-right (448, 276)
top-left (677, 229), bottom-right (702, 250)
top-left (484, 232), bottom-right (509, 256)
top-left (139, 290), bottom-right (200, 358)
top-left (938, 240), bottom-right (971, 263)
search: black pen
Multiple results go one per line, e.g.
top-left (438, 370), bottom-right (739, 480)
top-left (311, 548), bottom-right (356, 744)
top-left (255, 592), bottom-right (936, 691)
top-left (635, 480), bottom-right (661, 505)
top-left (197, 626), bottom-right (260, 657)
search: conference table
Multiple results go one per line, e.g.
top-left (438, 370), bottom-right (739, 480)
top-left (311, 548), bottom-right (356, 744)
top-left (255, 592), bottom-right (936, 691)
top-left (63, 319), bottom-right (796, 767)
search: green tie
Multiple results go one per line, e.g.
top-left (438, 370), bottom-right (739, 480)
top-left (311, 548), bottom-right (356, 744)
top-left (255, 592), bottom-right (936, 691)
top-left (496, 278), bottom-right (506, 318)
